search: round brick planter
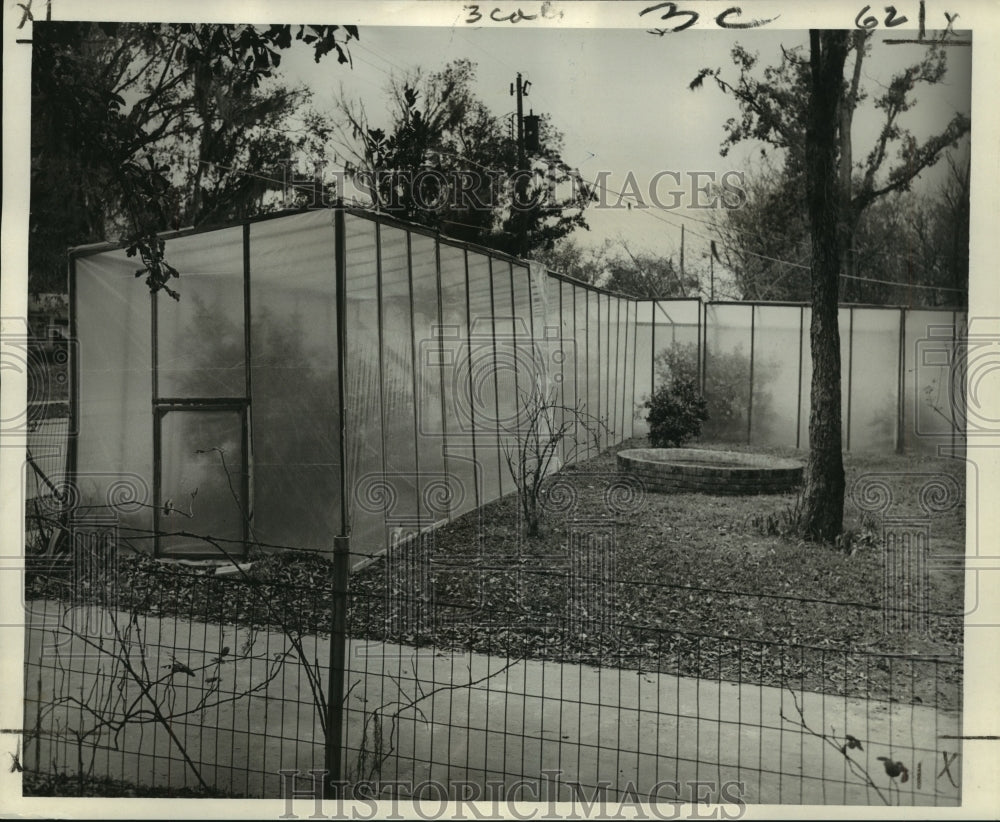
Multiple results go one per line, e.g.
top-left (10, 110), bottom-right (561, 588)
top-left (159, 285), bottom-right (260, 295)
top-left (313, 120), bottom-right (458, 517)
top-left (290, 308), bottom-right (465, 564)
top-left (617, 448), bottom-right (804, 495)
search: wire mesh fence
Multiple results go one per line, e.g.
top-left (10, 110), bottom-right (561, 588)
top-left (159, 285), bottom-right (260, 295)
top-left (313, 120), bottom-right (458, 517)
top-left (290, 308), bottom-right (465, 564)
top-left (22, 520), bottom-right (962, 806)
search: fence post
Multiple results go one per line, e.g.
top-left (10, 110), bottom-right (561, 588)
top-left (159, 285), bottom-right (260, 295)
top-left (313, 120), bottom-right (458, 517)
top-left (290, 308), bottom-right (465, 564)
top-left (747, 305), bottom-right (755, 444)
top-left (796, 306), bottom-right (804, 450)
top-left (845, 307), bottom-right (854, 452)
top-left (325, 206), bottom-right (352, 800)
top-left (896, 308), bottom-right (906, 454)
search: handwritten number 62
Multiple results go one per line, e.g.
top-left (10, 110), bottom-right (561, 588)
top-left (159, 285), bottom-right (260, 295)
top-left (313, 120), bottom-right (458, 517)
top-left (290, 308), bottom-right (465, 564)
top-left (855, 5), bottom-right (908, 29)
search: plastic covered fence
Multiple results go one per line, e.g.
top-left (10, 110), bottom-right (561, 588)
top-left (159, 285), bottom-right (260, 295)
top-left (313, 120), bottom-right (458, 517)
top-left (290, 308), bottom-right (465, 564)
top-left (72, 210), bottom-right (633, 563)
top-left (71, 208), bottom-right (965, 561)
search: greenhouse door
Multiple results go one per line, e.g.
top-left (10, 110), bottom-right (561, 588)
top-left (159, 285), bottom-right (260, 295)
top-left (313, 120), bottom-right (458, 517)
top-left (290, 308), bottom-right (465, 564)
top-left (154, 406), bottom-right (249, 558)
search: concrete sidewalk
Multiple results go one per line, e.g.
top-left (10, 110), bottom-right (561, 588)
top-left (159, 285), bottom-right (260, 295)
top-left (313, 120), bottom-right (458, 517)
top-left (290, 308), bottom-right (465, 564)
top-left (23, 602), bottom-right (960, 805)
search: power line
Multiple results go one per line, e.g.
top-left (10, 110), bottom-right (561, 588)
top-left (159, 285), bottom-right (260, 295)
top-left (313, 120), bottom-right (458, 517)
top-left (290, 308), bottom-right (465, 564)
top-left (839, 272), bottom-right (966, 293)
top-left (580, 172), bottom-right (967, 296)
top-left (195, 158), bottom-right (966, 298)
top-left (351, 39), bottom-right (411, 77)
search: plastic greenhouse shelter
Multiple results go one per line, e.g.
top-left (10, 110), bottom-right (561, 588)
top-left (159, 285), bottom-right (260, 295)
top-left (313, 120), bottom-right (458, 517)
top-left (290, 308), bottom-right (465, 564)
top-left (69, 208), bottom-right (637, 564)
top-left (69, 207), bottom-right (966, 563)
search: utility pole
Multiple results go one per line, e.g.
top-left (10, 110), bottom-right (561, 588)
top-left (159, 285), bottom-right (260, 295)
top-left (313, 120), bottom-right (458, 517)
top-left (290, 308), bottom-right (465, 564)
top-left (710, 248), bottom-right (715, 301)
top-left (510, 73), bottom-right (531, 257)
top-left (679, 224), bottom-right (687, 297)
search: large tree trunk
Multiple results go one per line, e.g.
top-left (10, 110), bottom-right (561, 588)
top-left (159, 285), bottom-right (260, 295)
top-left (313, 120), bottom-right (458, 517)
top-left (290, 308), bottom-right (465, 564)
top-left (802, 30), bottom-right (850, 542)
top-left (838, 33), bottom-right (866, 302)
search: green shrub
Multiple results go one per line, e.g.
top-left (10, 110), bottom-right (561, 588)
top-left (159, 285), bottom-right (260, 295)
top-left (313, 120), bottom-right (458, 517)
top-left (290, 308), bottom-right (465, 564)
top-left (644, 376), bottom-right (709, 447)
top-left (654, 340), bottom-right (775, 442)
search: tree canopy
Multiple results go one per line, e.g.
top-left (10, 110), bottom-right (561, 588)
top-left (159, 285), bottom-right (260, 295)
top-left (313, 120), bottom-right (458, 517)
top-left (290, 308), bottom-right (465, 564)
top-left (30, 22), bottom-right (358, 295)
top-left (329, 59), bottom-right (595, 257)
top-left (536, 238), bottom-right (699, 299)
top-left (695, 33), bottom-right (970, 307)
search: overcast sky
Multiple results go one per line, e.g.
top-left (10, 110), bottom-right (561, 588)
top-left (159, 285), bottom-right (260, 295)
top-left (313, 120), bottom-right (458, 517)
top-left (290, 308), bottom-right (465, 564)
top-left (277, 25), bottom-right (972, 268)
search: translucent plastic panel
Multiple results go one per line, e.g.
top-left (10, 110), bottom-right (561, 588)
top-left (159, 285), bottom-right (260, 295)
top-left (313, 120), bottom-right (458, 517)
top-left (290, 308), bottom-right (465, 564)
top-left (651, 300), bottom-right (702, 392)
top-left (343, 214), bottom-right (386, 560)
top-left (530, 264), bottom-right (549, 342)
top-left (511, 262), bottom-right (535, 413)
top-left (611, 299), bottom-right (623, 442)
top-left (622, 301), bottom-right (636, 440)
top-left (378, 225), bottom-right (420, 532)
top-left (615, 300), bottom-right (632, 442)
top-left (75, 251), bottom-right (154, 535)
top-left (466, 251), bottom-right (502, 505)
top-left (158, 411), bottom-right (245, 556)
top-left (598, 294), bottom-right (615, 448)
top-left (750, 306), bottom-right (803, 448)
top-left (587, 291), bottom-right (601, 458)
top-left (439, 243), bottom-right (479, 516)
top-left (537, 266), bottom-right (561, 389)
top-left (411, 232), bottom-right (447, 525)
top-left (615, 299), bottom-right (628, 443)
top-left (155, 227), bottom-right (245, 398)
top-left (606, 296), bottom-right (619, 444)
top-left (632, 302), bottom-right (654, 436)
top-left (491, 257), bottom-right (517, 496)
top-left (848, 308), bottom-right (901, 453)
top-left (951, 311), bottom-right (968, 457)
top-left (798, 307), bottom-right (813, 450)
top-left (558, 280), bottom-right (578, 464)
top-left (904, 309), bottom-right (961, 455)
top-left (513, 264), bottom-right (534, 337)
top-left (574, 287), bottom-right (590, 457)
top-left (839, 310), bottom-right (853, 448)
top-left (704, 304), bottom-right (752, 442)
top-left (249, 211), bottom-right (340, 551)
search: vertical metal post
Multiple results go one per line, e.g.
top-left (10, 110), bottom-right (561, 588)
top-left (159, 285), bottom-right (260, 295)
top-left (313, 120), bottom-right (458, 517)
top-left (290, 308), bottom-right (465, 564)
top-left (325, 206), bottom-right (352, 799)
top-left (67, 254), bottom-right (79, 513)
top-left (558, 280), bottom-right (566, 462)
top-left (570, 284), bottom-right (579, 458)
top-left (629, 300), bottom-right (636, 438)
top-left (623, 301), bottom-right (632, 440)
top-left (650, 300), bottom-right (657, 393)
top-left (701, 301), bottom-right (709, 398)
top-left (151, 290), bottom-right (160, 557)
top-left (242, 224), bottom-right (253, 551)
top-left (610, 297), bottom-right (617, 442)
top-left (747, 306), bottom-right (755, 445)
top-left (598, 291), bottom-right (604, 450)
top-left (795, 306), bottom-right (804, 450)
top-left (896, 308), bottom-right (906, 454)
top-left (845, 307), bottom-right (854, 452)
top-left (375, 220), bottom-right (391, 525)
top-left (618, 299), bottom-right (626, 442)
top-left (951, 309), bottom-right (958, 453)
top-left (584, 289), bottom-right (591, 456)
